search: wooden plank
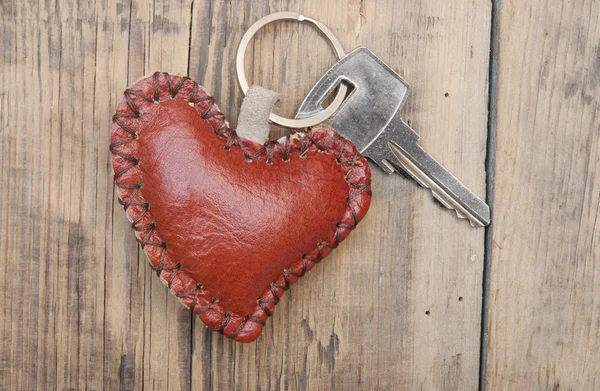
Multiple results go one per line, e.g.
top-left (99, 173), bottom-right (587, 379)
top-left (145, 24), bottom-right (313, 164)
top-left (0, 0), bottom-right (195, 389)
top-left (98, 1), bottom-right (145, 390)
top-left (103, 0), bottom-right (195, 390)
top-left (0, 0), bottom-right (491, 389)
top-left (126, 2), bottom-right (195, 390)
top-left (0, 2), bottom-right (107, 389)
top-left (188, 1), bottom-right (490, 389)
top-left (485, 0), bottom-right (600, 388)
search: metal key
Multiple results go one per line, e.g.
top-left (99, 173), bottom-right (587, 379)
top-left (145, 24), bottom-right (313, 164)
top-left (296, 47), bottom-right (490, 227)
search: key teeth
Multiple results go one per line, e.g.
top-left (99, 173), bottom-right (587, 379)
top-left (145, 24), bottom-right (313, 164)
top-left (432, 190), bottom-right (485, 227)
top-left (468, 220), bottom-right (481, 228)
top-left (398, 169), bottom-right (486, 226)
top-left (389, 150), bottom-right (489, 227)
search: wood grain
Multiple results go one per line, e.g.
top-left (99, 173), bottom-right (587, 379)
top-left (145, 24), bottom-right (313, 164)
top-left (1, 0), bottom-right (490, 389)
top-left (485, 0), bottom-right (600, 388)
top-left (188, 1), bottom-right (491, 390)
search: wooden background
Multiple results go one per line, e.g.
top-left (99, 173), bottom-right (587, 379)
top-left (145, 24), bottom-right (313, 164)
top-left (0, 0), bottom-right (598, 389)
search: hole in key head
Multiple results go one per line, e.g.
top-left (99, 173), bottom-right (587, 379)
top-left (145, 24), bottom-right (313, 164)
top-left (239, 21), bottom-right (347, 138)
top-left (318, 80), bottom-right (355, 113)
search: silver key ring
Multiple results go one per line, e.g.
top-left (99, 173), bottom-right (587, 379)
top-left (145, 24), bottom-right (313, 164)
top-left (236, 12), bottom-right (348, 128)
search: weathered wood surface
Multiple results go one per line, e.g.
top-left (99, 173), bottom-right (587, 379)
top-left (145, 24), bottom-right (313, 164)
top-left (484, 0), bottom-right (600, 389)
top-left (7, 0), bottom-right (596, 390)
top-left (187, 2), bottom-right (490, 390)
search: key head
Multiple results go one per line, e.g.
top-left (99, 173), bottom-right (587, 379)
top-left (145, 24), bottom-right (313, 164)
top-left (296, 47), bottom-right (410, 154)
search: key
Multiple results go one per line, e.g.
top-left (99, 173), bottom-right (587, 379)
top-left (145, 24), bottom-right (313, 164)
top-left (296, 47), bottom-right (490, 227)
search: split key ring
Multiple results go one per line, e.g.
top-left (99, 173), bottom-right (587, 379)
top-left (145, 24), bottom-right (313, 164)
top-left (236, 12), bottom-right (348, 129)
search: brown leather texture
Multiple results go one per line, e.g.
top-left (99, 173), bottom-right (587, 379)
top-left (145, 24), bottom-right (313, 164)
top-left (110, 73), bottom-right (372, 342)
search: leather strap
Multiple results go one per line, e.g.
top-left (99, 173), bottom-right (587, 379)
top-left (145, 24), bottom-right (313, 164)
top-left (236, 85), bottom-right (280, 144)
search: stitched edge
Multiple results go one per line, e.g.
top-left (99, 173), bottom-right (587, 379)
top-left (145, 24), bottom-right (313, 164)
top-left (110, 72), bottom-right (372, 342)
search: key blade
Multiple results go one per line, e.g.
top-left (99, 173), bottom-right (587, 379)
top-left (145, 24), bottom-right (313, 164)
top-left (388, 143), bottom-right (489, 226)
top-left (386, 129), bottom-right (490, 227)
top-left (361, 116), bottom-right (490, 227)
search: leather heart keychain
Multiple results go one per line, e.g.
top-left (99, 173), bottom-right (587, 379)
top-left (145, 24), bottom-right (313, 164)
top-left (110, 14), bottom-right (372, 342)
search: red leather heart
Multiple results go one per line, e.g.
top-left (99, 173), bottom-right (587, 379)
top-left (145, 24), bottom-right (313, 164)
top-left (110, 73), bottom-right (371, 342)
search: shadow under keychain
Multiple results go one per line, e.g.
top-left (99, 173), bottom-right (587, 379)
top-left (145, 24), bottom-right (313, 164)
top-left (110, 12), bottom-right (488, 343)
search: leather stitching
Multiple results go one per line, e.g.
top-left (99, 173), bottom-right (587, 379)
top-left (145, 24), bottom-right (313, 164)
top-left (110, 72), bottom-right (372, 341)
